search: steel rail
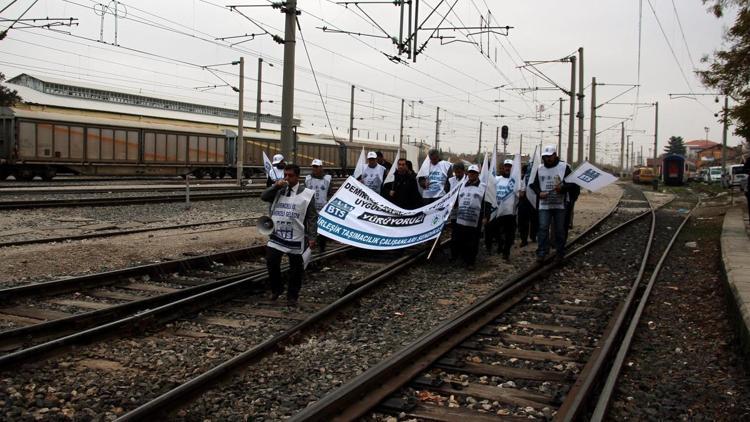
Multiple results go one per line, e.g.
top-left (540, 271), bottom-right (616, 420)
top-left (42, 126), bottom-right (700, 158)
top-left (0, 185), bottom-right (246, 195)
top-left (0, 217), bottom-right (256, 249)
top-left (0, 246), bottom-right (351, 369)
top-left (0, 245), bottom-right (266, 301)
top-left (0, 191), bottom-right (261, 210)
top-left (554, 194), bottom-right (657, 421)
top-left (115, 242), bottom-right (443, 421)
top-left (288, 192), bottom-right (657, 421)
top-left (589, 203), bottom-right (697, 421)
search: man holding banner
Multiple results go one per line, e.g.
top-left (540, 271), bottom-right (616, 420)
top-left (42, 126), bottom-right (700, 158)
top-left (383, 157), bottom-right (421, 210)
top-left (264, 153), bottom-right (286, 187)
top-left (261, 164), bottom-right (318, 307)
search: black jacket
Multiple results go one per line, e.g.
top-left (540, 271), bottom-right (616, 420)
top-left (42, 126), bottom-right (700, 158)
top-left (382, 171), bottom-right (421, 210)
top-left (261, 183), bottom-right (318, 240)
top-left (529, 159), bottom-right (580, 203)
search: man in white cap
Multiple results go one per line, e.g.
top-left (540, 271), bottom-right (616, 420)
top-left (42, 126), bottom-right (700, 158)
top-left (454, 164), bottom-right (490, 270)
top-left (529, 145), bottom-right (576, 263)
top-left (305, 159), bottom-right (332, 252)
top-left (418, 149), bottom-right (453, 205)
top-left (266, 153), bottom-right (286, 187)
top-left (359, 151), bottom-right (386, 193)
top-left (485, 159), bottom-right (518, 261)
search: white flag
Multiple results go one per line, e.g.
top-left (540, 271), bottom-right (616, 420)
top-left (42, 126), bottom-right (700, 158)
top-left (481, 152), bottom-right (498, 218)
top-left (565, 161), bottom-right (617, 192)
top-left (383, 150), bottom-right (400, 185)
top-left (263, 151), bottom-right (282, 181)
top-left (415, 155), bottom-right (430, 195)
top-left (352, 147), bottom-right (366, 179)
top-left (490, 142), bottom-right (498, 177)
top-left (525, 146), bottom-right (541, 209)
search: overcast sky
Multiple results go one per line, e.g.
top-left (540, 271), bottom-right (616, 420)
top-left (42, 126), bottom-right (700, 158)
top-left (0, 0), bottom-right (742, 164)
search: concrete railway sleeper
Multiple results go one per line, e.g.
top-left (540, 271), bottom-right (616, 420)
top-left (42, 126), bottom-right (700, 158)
top-left (285, 190), bottom-right (696, 421)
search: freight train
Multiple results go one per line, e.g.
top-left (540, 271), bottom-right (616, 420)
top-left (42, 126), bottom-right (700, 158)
top-left (0, 74), bottom-right (417, 180)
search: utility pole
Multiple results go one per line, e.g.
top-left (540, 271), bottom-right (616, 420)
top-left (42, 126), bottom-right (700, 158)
top-left (435, 106), bottom-right (440, 150)
top-left (520, 133), bottom-right (523, 156)
top-left (567, 56), bottom-right (576, 163)
top-left (721, 95), bottom-right (729, 174)
top-left (349, 85), bottom-right (355, 142)
top-left (620, 122), bottom-right (625, 177)
top-left (653, 101), bottom-right (659, 175)
top-left (279, 0), bottom-right (297, 160)
top-left (495, 126), bottom-right (499, 156)
top-left (478, 121), bottom-right (483, 156)
top-left (256, 58), bottom-right (262, 132)
top-left (399, 98), bottom-right (405, 150)
top-left (626, 135), bottom-right (631, 172)
top-left (236, 56), bottom-right (245, 186)
top-left (558, 97), bottom-right (563, 154)
top-left (577, 47), bottom-right (585, 164)
top-left (589, 77), bottom-right (596, 164)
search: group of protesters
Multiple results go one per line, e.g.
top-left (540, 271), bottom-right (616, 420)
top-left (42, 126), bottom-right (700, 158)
top-left (259, 145), bottom-right (580, 305)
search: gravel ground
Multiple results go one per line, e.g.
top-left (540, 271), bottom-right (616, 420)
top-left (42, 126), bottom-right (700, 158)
top-left (172, 186), bottom-right (622, 421)
top-left (0, 189), bottom-right (247, 202)
top-left (0, 184), bottom-right (621, 421)
top-left (608, 194), bottom-right (750, 421)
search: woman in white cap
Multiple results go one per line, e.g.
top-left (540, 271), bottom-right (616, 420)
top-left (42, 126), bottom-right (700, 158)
top-left (305, 159), bottom-right (332, 252)
top-left (454, 164), bottom-right (490, 270)
top-left (359, 151), bottom-right (386, 193)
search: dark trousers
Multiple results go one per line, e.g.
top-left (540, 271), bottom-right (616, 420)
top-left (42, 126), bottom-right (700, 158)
top-left (485, 215), bottom-right (516, 256)
top-left (537, 208), bottom-right (567, 258)
top-left (518, 199), bottom-right (538, 243)
top-left (450, 220), bottom-right (460, 259)
top-left (317, 235), bottom-right (328, 253)
top-left (266, 247), bottom-right (304, 300)
top-left (454, 223), bottom-right (481, 266)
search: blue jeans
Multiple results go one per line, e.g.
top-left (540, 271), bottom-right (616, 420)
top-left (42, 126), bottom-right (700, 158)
top-left (537, 208), bottom-right (567, 258)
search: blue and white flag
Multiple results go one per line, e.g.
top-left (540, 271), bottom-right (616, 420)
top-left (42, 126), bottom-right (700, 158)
top-left (352, 147), bottom-right (366, 179)
top-left (565, 161), bottom-right (617, 192)
top-left (317, 176), bottom-right (461, 250)
top-left (525, 146), bottom-right (541, 209)
top-left (480, 152), bottom-right (498, 219)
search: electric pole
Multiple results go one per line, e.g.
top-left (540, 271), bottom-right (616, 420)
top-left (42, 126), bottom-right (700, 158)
top-left (620, 122), bottom-right (625, 177)
top-left (567, 55), bottom-right (576, 163)
top-left (520, 133), bottom-right (523, 156)
top-left (399, 98), bottom-right (404, 150)
top-left (256, 58), bottom-right (262, 132)
top-left (478, 121), bottom-right (483, 156)
top-left (236, 56), bottom-right (245, 186)
top-left (722, 95), bottom-right (729, 174)
top-left (589, 77), bottom-right (596, 164)
top-left (435, 106), bottom-right (440, 150)
top-left (495, 126), bottom-right (499, 157)
top-left (349, 85), bottom-right (355, 142)
top-left (558, 97), bottom-right (563, 155)
top-left (280, 0), bottom-right (298, 160)
top-left (653, 101), bottom-right (659, 175)
top-left (626, 134), bottom-right (631, 172)
top-left (577, 47), bottom-right (585, 164)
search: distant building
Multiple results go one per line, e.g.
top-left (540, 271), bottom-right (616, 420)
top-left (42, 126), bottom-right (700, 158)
top-left (696, 144), bottom-right (743, 166)
top-left (685, 139), bottom-right (718, 159)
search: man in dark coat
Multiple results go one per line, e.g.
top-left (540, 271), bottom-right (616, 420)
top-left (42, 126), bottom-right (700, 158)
top-left (383, 157), bottom-right (421, 210)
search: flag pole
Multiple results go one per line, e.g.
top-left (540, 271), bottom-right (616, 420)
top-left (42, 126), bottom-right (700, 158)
top-left (426, 233), bottom-right (442, 260)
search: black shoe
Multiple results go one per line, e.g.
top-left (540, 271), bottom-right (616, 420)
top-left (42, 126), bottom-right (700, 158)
top-left (520, 241), bottom-right (528, 247)
top-left (502, 254), bottom-right (510, 262)
top-left (269, 292), bottom-right (280, 301)
top-left (554, 254), bottom-right (565, 263)
top-left (287, 298), bottom-right (299, 308)
top-left (536, 255), bottom-right (545, 264)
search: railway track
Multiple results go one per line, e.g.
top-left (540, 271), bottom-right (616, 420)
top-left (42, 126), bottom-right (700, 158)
top-left (0, 191), bottom-right (260, 210)
top-left (286, 189), bottom-right (696, 421)
top-left (0, 186), bottom-right (632, 420)
top-left (0, 217), bottom-right (257, 249)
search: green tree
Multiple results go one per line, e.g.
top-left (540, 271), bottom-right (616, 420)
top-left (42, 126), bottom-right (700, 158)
top-left (0, 73), bottom-right (20, 106)
top-left (699, 0), bottom-right (750, 141)
top-left (664, 136), bottom-right (686, 155)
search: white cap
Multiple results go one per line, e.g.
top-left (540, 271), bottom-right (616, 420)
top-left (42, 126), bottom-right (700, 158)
top-left (272, 154), bottom-right (284, 165)
top-left (467, 164), bottom-right (480, 173)
top-left (311, 159), bottom-right (323, 167)
top-left (367, 151), bottom-right (378, 159)
top-left (503, 159), bottom-right (513, 165)
top-left (541, 145), bottom-right (557, 157)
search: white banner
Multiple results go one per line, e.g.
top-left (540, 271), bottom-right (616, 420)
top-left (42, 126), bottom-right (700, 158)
top-left (352, 147), bottom-right (366, 179)
top-left (317, 176), bottom-right (460, 250)
top-left (565, 161), bottom-right (618, 192)
top-left (525, 146), bottom-right (541, 209)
